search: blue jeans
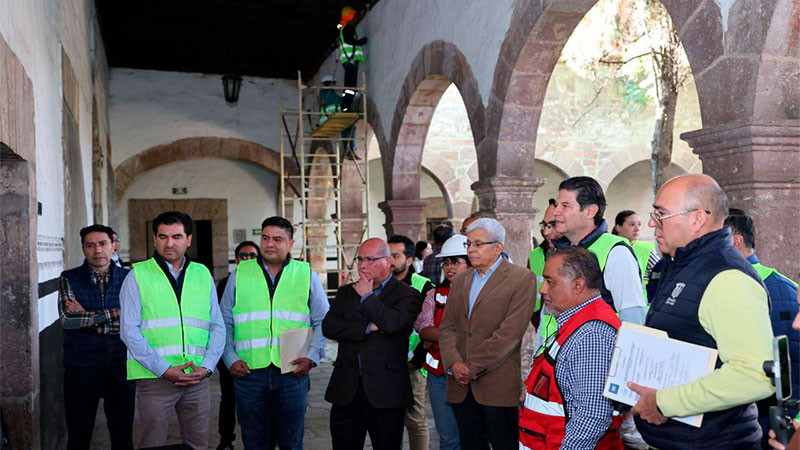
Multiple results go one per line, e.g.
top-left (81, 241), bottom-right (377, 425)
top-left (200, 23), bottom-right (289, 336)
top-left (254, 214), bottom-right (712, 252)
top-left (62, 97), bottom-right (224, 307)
top-left (233, 366), bottom-right (310, 450)
top-left (427, 373), bottom-right (461, 450)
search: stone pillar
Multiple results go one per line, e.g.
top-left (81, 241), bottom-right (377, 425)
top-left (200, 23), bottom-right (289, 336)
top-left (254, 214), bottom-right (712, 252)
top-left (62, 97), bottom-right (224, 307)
top-left (471, 176), bottom-right (545, 266)
top-left (682, 121), bottom-right (800, 281)
top-left (0, 157), bottom-right (40, 449)
top-left (379, 199), bottom-right (428, 241)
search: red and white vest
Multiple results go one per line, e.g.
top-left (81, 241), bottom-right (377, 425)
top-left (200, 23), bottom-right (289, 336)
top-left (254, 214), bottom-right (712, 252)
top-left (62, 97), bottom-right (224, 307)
top-left (422, 286), bottom-right (449, 376)
top-left (519, 298), bottom-right (623, 450)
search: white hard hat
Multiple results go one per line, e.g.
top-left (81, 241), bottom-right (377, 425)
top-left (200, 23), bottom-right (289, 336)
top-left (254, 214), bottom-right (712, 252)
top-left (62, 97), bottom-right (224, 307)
top-left (321, 74), bottom-right (335, 84)
top-left (438, 234), bottom-right (468, 258)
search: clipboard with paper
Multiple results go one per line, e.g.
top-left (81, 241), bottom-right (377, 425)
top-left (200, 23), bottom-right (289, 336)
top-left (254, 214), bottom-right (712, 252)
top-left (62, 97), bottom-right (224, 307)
top-left (603, 322), bottom-right (718, 427)
top-left (280, 327), bottom-right (313, 374)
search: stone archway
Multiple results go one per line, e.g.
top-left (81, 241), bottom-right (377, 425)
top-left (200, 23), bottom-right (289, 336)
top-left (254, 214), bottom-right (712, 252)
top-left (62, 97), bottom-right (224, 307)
top-left (114, 137), bottom-right (283, 201)
top-left (381, 41), bottom-right (485, 239)
top-left (471, 0), bottom-right (729, 263)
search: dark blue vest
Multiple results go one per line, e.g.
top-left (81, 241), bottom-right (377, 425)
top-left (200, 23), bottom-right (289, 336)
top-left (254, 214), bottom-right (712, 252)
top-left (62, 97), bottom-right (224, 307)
top-left (553, 220), bottom-right (638, 310)
top-left (635, 228), bottom-right (767, 449)
top-left (62, 261), bottom-right (129, 368)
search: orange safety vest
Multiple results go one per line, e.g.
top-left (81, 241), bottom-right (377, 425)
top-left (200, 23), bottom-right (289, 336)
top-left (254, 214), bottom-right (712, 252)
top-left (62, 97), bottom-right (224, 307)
top-left (519, 298), bottom-right (623, 450)
top-left (422, 286), bottom-right (449, 376)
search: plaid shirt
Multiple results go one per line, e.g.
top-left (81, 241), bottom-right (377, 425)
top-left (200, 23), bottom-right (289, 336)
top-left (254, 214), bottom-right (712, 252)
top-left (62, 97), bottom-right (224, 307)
top-left (552, 296), bottom-right (617, 450)
top-left (421, 251), bottom-right (443, 283)
top-left (58, 270), bottom-right (120, 334)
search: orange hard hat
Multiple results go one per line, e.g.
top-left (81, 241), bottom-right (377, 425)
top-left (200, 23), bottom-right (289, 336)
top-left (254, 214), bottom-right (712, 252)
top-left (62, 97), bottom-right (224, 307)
top-left (341, 6), bottom-right (355, 19)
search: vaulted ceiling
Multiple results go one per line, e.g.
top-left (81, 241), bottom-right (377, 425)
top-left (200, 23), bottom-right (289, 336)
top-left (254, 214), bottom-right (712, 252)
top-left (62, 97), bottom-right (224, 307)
top-left (95, 0), bottom-right (376, 79)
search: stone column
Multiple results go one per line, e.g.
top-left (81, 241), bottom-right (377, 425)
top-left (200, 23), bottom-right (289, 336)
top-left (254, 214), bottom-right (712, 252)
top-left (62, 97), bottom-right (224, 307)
top-left (471, 176), bottom-right (545, 266)
top-left (379, 199), bottom-right (428, 241)
top-left (682, 120), bottom-right (800, 281)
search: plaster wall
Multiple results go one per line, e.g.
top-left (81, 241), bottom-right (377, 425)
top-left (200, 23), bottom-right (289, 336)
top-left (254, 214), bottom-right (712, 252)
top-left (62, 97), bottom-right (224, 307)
top-left (109, 69), bottom-right (296, 166)
top-left (0, 0), bottom-right (109, 329)
top-left (118, 159), bottom-right (279, 262)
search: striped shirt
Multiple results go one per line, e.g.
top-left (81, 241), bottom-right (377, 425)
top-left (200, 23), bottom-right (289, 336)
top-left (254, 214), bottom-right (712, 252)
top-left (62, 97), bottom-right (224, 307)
top-left (553, 296), bottom-right (617, 450)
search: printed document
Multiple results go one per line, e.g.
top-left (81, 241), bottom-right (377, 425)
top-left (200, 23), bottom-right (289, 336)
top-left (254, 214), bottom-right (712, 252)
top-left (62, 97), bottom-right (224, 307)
top-left (280, 327), bottom-right (313, 374)
top-left (603, 322), bottom-right (718, 427)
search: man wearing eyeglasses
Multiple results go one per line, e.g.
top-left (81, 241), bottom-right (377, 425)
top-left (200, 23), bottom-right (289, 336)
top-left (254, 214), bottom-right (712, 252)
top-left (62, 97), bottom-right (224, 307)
top-left (59, 224), bottom-right (135, 450)
top-left (628, 174), bottom-right (774, 449)
top-left (439, 218), bottom-right (537, 450)
top-left (323, 238), bottom-right (423, 450)
top-left (528, 198), bottom-right (563, 356)
top-left (219, 217), bottom-right (329, 449)
top-left (213, 240), bottom-right (260, 450)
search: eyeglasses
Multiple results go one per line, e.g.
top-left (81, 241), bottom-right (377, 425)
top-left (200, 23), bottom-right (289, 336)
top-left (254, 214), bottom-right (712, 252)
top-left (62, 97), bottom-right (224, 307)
top-left (356, 256), bottom-right (388, 264)
top-left (441, 258), bottom-right (466, 268)
top-left (465, 240), bottom-right (498, 249)
top-left (238, 252), bottom-right (258, 260)
top-left (649, 209), bottom-right (711, 227)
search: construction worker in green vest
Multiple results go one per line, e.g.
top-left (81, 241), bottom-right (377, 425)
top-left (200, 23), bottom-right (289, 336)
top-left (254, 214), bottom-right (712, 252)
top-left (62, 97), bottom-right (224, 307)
top-left (318, 74), bottom-right (342, 126)
top-left (528, 198), bottom-right (562, 356)
top-left (338, 5), bottom-right (367, 111)
top-left (551, 176), bottom-right (648, 448)
top-left (219, 216), bottom-right (329, 449)
top-left (387, 234), bottom-right (434, 450)
top-left (120, 211), bottom-right (225, 449)
top-left (612, 210), bottom-right (661, 302)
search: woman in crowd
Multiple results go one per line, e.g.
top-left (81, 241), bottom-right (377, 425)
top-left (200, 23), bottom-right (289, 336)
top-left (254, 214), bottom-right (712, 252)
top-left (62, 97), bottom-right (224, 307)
top-left (612, 210), bottom-right (660, 300)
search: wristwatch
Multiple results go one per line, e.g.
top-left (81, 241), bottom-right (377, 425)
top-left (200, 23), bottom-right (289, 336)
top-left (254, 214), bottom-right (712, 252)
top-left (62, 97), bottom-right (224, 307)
top-left (205, 369), bottom-right (213, 378)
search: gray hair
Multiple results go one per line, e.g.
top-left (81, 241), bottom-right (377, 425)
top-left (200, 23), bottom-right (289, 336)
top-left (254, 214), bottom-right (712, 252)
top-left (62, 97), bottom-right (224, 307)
top-left (465, 218), bottom-right (506, 244)
top-left (551, 247), bottom-right (603, 290)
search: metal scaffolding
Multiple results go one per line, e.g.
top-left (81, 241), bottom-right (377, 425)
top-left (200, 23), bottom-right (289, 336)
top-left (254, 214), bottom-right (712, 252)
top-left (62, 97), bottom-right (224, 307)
top-left (279, 71), bottom-right (370, 295)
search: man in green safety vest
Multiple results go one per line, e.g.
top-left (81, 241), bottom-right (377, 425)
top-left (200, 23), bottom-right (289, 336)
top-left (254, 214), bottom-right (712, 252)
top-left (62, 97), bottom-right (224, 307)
top-left (725, 208), bottom-right (799, 446)
top-left (120, 211), bottom-right (225, 450)
top-left (318, 74), bottom-right (342, 126)
top-left (551, 176), bottom-right (649, 448)
top-left (388, 234), bottom-right (434, 450)
top-left (219, 216), bottom-right (329, 449)
top-left (338, 5), bottom-right (367, 111)
top-left (528, 198), bottom-right (562, 356)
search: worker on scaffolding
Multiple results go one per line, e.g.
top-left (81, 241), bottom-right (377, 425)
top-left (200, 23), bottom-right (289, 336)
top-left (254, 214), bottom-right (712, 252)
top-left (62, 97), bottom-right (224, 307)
top-left (319, 73), bottom-right (359, 160)
top-left (338, 5), bottom-right (366, 112)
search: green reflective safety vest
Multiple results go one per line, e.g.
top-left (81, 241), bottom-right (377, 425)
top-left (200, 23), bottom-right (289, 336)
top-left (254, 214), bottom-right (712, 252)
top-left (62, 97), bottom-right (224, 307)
top-left (528, 247), bottom-right (558, 357)
top-left (127, 258), bottom-right (213, 380)
top-left (632, 240), bottom-right (655, 301)
top-left (232, 259), bottom-right (311, 370)
top-left (532, 233), bottom-right (632, 357)
top-left (339, 28), bottom-right (364, 63)
top-left (407, 272), bottom-right (431, 360)
top-left (319, 89), bottom-right (342, 125)
top-left (753, 263), bottom-right (799, 287)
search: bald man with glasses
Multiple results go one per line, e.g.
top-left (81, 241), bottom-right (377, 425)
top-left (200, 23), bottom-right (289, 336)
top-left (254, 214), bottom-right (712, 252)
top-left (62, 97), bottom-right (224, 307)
top-left (323, 238), bottom-right (423, 450)
top-left (629, 174), bottom-right (774, 450)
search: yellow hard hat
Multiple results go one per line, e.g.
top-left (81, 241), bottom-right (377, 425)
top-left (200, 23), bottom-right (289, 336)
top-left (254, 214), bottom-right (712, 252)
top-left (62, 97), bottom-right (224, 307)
top-left (341, 6), bottom-right (355, 19)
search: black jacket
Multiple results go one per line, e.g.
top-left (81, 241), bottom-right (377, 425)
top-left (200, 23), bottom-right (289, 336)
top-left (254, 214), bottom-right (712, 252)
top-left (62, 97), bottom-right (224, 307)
top-left (323, 276), bottom-right (422, 408)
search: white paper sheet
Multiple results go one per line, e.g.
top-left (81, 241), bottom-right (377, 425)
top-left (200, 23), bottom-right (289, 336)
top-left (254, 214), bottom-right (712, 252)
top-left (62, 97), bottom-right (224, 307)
top-left (603, 322), bottom-right (718, 427)
top-left (280, 327), bottom-right (313, 374)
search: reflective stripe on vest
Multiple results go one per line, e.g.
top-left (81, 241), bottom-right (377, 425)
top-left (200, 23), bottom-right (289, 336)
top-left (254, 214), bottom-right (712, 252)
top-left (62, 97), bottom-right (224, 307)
top-left (338, 29), bottom-right (364, 63)
top-left (319, 102), bottom-right (341, 125)
top-left (127, 258), bottom-right (212, 380)
top-left (422, 285), bottom-right (449, 376)
top-left (233, 259), bottom-right (311, 370)
top-left (754, 263), bottom-right (799, 287)
top-left (519, 298), bottom-right (623, 450)
top-left (408, 273), bottom-right (431, 360)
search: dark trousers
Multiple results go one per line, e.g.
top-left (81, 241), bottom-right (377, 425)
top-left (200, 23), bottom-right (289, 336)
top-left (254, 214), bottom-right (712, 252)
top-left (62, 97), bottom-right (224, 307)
top-left (330, 378), bottom-right (405, 450)
top-left (64, 364), bottom-right (135, 450)
top-left (217, 361), bottom-right (236, 443)
top-left (342, 62), bottom-right (359, 110)
top-left (451, 387), bottom-right (519, 450)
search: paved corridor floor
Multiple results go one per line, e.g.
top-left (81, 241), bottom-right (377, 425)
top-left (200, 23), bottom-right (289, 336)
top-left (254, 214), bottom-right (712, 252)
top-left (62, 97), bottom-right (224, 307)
top-left (91, 342), bottom-right (440, 449)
